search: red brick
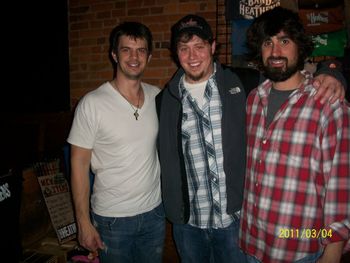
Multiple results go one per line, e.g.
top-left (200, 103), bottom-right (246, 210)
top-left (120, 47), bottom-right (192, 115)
top-left (68, 0), bottom-right (231, 104)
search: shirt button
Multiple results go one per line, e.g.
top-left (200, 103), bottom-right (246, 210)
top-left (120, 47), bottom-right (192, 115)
top-left (262, 139), bottom-right (267, 144)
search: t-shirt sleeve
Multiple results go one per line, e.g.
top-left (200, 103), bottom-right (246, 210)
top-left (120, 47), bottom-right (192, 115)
top-left (67, 96), bottom-right (98, 149)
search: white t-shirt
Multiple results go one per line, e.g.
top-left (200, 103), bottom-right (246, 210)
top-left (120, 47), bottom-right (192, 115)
top-left (67, 82), bottom-right (161, 217)
top-left (184, 79), bottom-right (207, 108)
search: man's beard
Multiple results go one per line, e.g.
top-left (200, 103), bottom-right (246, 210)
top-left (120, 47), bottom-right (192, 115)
top-left (187, 72), bottom-right (204, 82)
top-left (262, 56), bottom-right (299, 82)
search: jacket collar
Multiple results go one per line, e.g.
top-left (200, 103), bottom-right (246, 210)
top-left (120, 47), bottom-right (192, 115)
top-left (167, 67), bottom-right (185, 99)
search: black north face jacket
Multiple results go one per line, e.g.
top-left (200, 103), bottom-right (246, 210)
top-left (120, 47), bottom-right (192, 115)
top-left (156, 63), bottom-right (260, 224)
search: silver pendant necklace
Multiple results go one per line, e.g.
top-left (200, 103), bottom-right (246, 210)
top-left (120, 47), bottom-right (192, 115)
top-left (125, 91), bottom-right (141, 120)
top-left (130, 100), bottom-right (140, 120)
top-left (113, 82), bottom-right (141, 120)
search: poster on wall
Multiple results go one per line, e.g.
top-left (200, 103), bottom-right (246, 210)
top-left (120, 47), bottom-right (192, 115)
top-left (225, 0), bottom-right (298, 20)
top-left (35, 159), bottom-right (77, 244)
top-left (299, 5), bottom-right (345, 35)
top-left (226, 0), bottom-right (298, 67)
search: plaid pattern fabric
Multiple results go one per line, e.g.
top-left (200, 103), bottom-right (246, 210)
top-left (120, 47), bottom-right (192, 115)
top-left (240, 72), bottom-right (350, 262)
top-left (180, 70), bottom-right (233, 229)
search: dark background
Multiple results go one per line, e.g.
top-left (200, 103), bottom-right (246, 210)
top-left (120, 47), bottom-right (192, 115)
top-left (2, 0), bottom-right (70, 113)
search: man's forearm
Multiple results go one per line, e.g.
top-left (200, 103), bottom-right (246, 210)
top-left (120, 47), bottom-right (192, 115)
top-left (71, 169), bottom-right (91, 226)
top-left (318, 241), bottom-right (344, 263)
top-left (70, 145), bottom-right (93, 227)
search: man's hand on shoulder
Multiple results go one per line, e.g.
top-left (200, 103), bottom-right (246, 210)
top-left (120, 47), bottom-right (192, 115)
top-left (313, 74), bottom-right (345, 104)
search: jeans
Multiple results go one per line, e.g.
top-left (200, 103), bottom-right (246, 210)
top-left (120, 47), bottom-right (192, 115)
top-left (246, 250), bottom-right (322, 263)
top-left (173, 218), bottom-right (247, 263)
top-left (91, 204), bottom-right (165, 263)
top-left (295, 251), bottom-right (322, 263)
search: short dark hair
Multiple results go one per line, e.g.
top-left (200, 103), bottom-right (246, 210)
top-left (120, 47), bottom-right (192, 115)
top-left (109, 21), bottom-right (153, 55)
top-left (246, 7), bottom-right (314, 70)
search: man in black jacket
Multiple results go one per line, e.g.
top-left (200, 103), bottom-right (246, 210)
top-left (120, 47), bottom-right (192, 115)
top-left (156, 14), bottom-right (346, 263)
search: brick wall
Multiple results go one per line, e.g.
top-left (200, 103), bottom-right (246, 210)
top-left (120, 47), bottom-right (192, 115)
top-left (68, 0), bottom-right (228, 107)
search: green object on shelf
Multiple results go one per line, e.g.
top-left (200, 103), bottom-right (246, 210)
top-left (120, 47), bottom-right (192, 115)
top-left (311, 29), bottom-right (348, 57)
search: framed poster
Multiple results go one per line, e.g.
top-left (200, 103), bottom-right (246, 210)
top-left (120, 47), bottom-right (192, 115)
top-left (35, 159), bottom-right (77, 244)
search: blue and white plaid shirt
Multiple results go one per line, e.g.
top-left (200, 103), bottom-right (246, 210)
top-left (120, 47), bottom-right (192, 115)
top-left (179, 65), bottom-right (234, 229)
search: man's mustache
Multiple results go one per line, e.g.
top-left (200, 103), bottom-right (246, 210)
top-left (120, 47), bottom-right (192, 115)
top-left (267, 56), bottom-right (288, 63)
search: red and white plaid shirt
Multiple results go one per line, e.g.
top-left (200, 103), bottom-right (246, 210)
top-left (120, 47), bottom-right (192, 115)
top-left (240, 72), bottom-right (350, 262)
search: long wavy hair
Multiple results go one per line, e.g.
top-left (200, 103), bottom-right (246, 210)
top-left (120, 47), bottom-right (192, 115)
top-left (246, 7), bottom-right (314, 71)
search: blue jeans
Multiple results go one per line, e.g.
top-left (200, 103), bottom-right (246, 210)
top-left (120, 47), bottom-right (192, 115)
top-left (173, 218), bottom-right (247, 263)
top-left (92, 204), bottom-right (165, 263)
top-left (246, 251), bottom-right (322, 263)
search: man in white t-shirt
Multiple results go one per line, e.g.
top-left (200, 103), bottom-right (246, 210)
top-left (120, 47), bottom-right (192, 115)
top-left (67, 21), bottom-right (164, 263)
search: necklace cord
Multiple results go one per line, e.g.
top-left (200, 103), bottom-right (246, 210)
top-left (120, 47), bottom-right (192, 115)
top-left (113, 81), bottom-right (141, 120)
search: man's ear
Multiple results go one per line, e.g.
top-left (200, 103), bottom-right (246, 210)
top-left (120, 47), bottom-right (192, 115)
top-left (111, 52), bottom-right (118, 63)
top-left (211, 40), bottom-right (216, 55)
top-left (147, 54), bottom-right (152, 63)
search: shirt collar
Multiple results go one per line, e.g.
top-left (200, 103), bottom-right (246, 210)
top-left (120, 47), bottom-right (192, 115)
top-left (258, 70), bottom-right (313, 105)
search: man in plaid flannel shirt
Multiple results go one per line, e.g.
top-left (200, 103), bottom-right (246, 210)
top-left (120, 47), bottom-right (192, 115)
top-left (239, 7), bottom-right (350, 263)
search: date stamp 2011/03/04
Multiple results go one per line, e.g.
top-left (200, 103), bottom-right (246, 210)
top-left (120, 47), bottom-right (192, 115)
top-left (278, 228), bottom-right (333, 239)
